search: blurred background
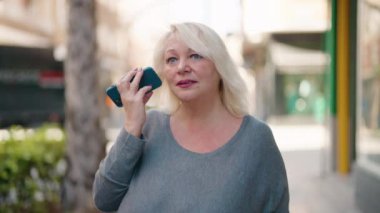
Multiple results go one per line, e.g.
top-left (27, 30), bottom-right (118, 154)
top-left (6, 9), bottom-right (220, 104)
top-left (0, 0), bottom-right (379, 212)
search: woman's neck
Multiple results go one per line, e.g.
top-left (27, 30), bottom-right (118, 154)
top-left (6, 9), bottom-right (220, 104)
top-left (173, 97), bottom-right (233, 127)
top-left (170, 96), bottom-right (244, 153)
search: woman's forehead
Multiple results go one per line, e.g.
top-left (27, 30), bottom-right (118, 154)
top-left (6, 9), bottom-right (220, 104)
top-left (163, 31), bottom-right (210, 58)
top-left (166, 34), bottom-right (185, 44)
top-left (164, 36), bottom-right (190, 51)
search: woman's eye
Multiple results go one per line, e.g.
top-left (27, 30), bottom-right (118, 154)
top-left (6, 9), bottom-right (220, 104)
top-left (166, 57), bottom-right (177, 64)
top-left (190, 54), bottom-right (203, 60)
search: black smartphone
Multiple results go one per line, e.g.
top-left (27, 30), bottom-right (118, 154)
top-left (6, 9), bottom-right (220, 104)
top-left (106, 67), bottom-right (162, 107)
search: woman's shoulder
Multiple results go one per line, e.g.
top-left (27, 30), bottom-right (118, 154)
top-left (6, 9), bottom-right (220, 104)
top-left (141, 109), bottom-right (169, 139)
top-left (143, 109), bottom-right (168, 132)
top-left (243, 114), bottom-right (274, 137)
top-left (146, 108), bottom-right (168, 121)
top-left (242, 115), bottom-right (286, 174)
top-left (239, 114), bottom-right (280, 152)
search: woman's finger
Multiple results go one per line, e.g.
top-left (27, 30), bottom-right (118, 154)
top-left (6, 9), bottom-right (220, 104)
top-left (143, 91), bottom-right (153, 104)
top-left (117, 68), bottom-right (138, 92)
top-left (136, 85), bottom-right (153, 99)
top-left (130, 67), bottom-right (144, 92)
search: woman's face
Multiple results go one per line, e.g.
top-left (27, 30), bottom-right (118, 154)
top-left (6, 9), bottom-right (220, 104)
top-left (163, 35), bottom-right (221, 103)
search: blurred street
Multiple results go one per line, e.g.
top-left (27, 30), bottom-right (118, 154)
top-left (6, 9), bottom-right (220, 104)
top-left (1, 0), bottom-right (379, 212)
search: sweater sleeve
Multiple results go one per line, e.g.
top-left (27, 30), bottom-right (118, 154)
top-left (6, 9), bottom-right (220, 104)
top-left (264, 126), bottom-right (290, 213)
top-left (273, 184), bottom-right (289, 213)
top-left (93, 128), bottom-right (145, 212)
top-left (255, 121), bottom-right (289, 213)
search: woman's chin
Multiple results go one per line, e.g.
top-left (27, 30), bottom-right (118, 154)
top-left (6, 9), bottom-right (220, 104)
top-left (175, 92), bottom-right (198, 103)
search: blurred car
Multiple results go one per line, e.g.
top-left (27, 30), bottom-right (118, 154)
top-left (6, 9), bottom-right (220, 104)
top-left (0, 45), bottom-right (64, 128)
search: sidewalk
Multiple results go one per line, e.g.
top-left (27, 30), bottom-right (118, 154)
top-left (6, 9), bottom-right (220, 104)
top-left (269, 117), bottom-right (361, 213)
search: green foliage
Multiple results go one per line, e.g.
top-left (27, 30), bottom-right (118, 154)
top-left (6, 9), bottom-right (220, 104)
top-left (0, 124), bottom-right (66, 213)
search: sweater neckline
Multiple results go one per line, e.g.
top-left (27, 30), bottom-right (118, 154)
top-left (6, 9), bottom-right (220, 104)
top-left (164, 113), bottom-right (250, 157)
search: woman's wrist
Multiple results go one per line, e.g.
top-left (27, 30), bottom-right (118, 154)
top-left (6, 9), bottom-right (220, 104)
top-left (124, 125), bottom-right (142, 138)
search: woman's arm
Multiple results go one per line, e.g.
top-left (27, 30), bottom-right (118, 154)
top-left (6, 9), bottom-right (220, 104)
top-left (93, 129), bottom-right (145, 212)
top-left (272, 184), bottom-right (289, 213)
top-left (262, 124), bottom-right (289, 213)
top-left (93, 68), bottom-right (153, 211)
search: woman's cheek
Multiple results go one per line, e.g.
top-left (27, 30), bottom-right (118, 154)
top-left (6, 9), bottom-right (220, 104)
top-left (164, 70), bottom-right (175, 85)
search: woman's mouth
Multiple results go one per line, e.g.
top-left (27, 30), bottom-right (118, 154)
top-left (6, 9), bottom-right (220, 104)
top-left (176, 80), bottom-right (197, 88)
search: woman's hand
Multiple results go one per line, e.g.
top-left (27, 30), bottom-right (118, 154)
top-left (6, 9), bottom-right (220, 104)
top-left (117, 68), bottom-right (153, 138)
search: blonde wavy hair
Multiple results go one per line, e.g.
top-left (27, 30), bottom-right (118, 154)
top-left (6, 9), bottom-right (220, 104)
top-left (152, 22), bottom-right (248, 117)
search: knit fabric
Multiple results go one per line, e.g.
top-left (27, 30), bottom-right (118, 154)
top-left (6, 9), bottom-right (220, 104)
top-left (93, 110), bottom-right (289, 213)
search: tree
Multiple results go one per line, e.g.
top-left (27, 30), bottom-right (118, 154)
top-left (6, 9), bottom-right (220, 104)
top-left (63, 0), bottom-right (106, 212)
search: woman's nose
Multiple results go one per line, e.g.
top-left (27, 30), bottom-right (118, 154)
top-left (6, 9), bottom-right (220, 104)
top-left (177, 59), bottom-right (190, 74)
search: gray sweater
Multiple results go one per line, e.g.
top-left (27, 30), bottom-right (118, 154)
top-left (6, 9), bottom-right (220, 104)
top-left (93, 110), bottom-right (289, 213)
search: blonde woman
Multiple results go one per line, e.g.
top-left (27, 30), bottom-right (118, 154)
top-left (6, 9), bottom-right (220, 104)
top-left (93, 22), bottom-right (289, 212)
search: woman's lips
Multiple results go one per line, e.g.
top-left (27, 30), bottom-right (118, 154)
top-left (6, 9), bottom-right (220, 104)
top-left (176, 80), bottom-right (197, 88)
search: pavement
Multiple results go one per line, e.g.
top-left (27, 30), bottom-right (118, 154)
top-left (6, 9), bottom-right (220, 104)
top-left (269, 116), bottom-right (361, 213)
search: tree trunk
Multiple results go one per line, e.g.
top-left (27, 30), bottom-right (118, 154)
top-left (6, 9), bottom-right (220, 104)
top-left (63, 0), bottom-right (106, 212)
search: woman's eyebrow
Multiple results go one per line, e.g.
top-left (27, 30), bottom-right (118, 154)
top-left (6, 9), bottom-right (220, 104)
top-left (164, 47), bottom-right (194, 55)
top-left (165, 49), bottom-right (177, 54)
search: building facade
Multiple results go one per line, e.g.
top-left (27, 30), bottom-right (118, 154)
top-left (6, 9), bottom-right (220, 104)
top-left (0, 0), bottom-right (127, 127)
top-left (355, 0), bottom-right (380, 212)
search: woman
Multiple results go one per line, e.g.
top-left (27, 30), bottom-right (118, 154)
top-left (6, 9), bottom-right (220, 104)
top-left (93, 22), bottom-right (289, 212)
